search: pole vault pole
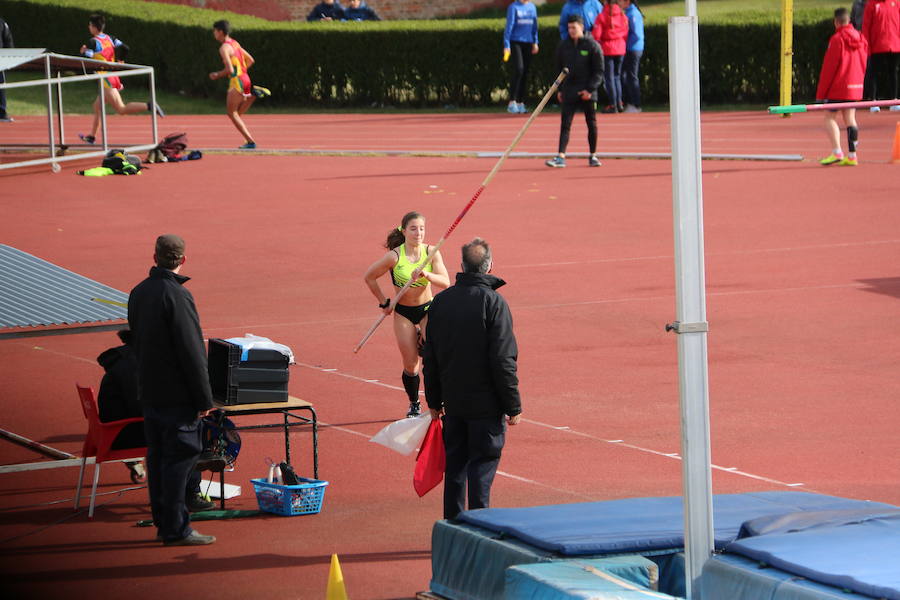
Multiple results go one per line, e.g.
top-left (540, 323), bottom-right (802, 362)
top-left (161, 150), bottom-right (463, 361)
top-left (769, 99), bottom-right (900, 113)
top-left (353, 69), bottom-right (569, 354)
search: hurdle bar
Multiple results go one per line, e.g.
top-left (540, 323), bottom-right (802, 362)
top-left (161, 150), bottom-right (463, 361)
top-left (769, 99), bottom-right (900, 114)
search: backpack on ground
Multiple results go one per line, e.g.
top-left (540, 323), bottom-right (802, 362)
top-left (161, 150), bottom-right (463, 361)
top-left (157, 132), bottom-right (188, 161)
top-left (101, 149), bottom-right (142, 175)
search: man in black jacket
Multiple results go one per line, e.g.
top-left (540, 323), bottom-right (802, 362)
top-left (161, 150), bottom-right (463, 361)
top-left (0, 17), bottom-right (14, 122)
top-left (128, 234), bottom-right (215, 546)
top-left (423, 238), bottom-right (522, 520)
top-left (546, 14), bottom-right (604, 168)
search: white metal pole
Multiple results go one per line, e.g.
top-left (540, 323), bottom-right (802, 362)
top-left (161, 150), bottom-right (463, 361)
top-left (99, 79), bottom-right (108, 152)
top-left (668, 15), bottom-right (713, 600)
top-left (149, 68), bottom-right (158, 144)
top-left (56, 71), bottom-right (66, 146)
top-left (685, 0), bottom-right (697, 17)
top-left (44, 55), bottom-right (57, 167)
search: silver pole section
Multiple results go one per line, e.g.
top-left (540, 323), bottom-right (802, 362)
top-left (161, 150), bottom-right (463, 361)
top-left (56, 71), bottom-right (66, 147)
top-left (44, 55), bottom-right (57, 167)
top-left (149, 68), bottom-right (158, 144)
top-left (685, 0), bottom-right (697, 17)
top-left (668, 16), bottom-right (713, 600)
top-left (99, 79), bottom-right (108, 153)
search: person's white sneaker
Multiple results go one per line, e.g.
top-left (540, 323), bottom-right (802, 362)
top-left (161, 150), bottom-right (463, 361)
top-left (869, 106), bottom-right (881, 113)
top-left (622, 104), bottom-right (642, 113)
top-left (889, 104), bottom-right (900, 112)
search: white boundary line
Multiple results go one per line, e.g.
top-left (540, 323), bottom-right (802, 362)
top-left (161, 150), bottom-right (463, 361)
top-left (295, 362), bottom-right (817, 493)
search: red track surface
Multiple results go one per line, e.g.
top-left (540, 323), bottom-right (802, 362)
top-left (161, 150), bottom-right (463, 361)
top-left (1, 110), bottom-right (899, 599)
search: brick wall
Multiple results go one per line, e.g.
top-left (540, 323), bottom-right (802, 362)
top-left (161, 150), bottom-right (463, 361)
top-left (148, 0), bottom-right (555, 21)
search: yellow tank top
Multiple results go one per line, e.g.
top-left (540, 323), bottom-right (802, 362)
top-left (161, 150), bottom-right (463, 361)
top-left (391, 243), bottom-right (432, 288)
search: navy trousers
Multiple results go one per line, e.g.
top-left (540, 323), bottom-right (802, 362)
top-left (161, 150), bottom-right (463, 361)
top-left (143, 405), bottom-right (202, 541)
top-left (622, 50), bottom-right (643, 107)
top-left (442, 414), bottom-right (506, 520)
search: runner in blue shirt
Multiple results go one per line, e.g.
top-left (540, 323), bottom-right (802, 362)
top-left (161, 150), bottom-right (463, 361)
top-left (503, 0), bottom-right (539, 114)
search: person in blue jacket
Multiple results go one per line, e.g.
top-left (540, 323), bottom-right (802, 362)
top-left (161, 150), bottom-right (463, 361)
top-left (559, 0), bottom-right (603, 39)
top-left (343, 0), bottom-right (381, 21)
top-left (621, 0), bottom-right (644, 112)
top-left (504, 0), bottom-right (539, 114)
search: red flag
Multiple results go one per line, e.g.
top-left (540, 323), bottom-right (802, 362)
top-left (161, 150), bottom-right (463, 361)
top-left (414, 418), bottom-right (445, 497)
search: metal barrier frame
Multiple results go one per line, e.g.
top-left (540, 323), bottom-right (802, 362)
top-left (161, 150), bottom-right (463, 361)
top-left (0, 52), bottom-right (159, 171)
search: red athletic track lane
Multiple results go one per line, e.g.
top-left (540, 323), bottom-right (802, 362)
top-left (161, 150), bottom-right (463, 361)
top-left (1, 109), bottom-right (898, 160)
top-left (0, 111), bottom-right (898, 600)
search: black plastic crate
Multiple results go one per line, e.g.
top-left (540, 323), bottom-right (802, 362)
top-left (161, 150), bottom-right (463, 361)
top-left (208, 338), bottom-right (290, 405)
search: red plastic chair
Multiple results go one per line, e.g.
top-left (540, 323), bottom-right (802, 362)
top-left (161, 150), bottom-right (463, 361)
top-left (74, 384), bottom-right (146, 518)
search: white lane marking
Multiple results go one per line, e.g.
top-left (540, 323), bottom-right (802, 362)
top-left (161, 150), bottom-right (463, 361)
top-left (504, 239), bottom-right (900, 270)
top-left (297, 363), bottom-right (819, 493)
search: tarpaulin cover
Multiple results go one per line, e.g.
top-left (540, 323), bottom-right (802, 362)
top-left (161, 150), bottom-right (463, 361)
top-left (505, 556), bottom-right (677, 600)
top-left (701, 553), bottom-right (880, 600)
top-left (457, 492), bottom-right (896, 556)
top-left (725, 511), bottom-right (900, 600)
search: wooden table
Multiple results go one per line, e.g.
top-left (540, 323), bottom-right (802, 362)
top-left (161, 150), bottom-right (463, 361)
top-left (210, 396), bottom-right (318, 509)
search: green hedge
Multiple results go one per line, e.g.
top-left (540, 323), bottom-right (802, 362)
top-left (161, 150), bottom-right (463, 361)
top-left (0, 0), bottom-right (833, 107)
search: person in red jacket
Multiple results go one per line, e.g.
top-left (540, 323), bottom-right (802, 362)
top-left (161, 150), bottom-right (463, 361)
top-left (817, 8), bottom-right (869, 165)
top-left (862, 0), bottom-right (900, 109)
top-left (593, 0), bottom-right (629, 113)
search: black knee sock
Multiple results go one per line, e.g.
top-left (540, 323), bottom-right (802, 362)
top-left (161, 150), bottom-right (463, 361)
top-left (847, 126), bottom-right (858, 153)
top-left (401, 371), bottom-right (420, 403)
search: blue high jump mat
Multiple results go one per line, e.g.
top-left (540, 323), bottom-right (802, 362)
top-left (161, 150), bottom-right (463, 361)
top-left (711, 508), bottom-right (900, 600)
top-left (429, 492), bottom-right (897, 600)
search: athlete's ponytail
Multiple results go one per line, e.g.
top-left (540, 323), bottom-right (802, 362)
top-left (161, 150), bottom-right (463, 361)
top-left (385, 211), bottom-right (424, 250)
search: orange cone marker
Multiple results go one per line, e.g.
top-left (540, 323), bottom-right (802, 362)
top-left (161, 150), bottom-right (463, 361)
top-left (892, 122), bottom-right (900, 164)
top-left (326, 553), bottom-right (348, 600)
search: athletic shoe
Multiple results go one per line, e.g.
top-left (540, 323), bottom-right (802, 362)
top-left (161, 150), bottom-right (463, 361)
top-left (617, 104), bottom-right (625, 113)
top-left (186, 493), bottom-right (216, 513)
top-left (78, 133), bottom-right (96, 144)
top-left (148, 102), bottom-right (165, 118)
top-left (819, 153), bottom-right (843, 165)
top-left (239, 142), bottom-right (257, 150)
top-left (517, 103), bottom-right (527, 114)
top-left (163, 530), bottom-right (216, 546)
top-left (601, 105), bottom-right (617, 114)
top-left (623, 104), bottom-right (642, 113)
top-left (545, 156), bottom-right (566, 168)
top-left (507, 103), bottom-right (518, 114)
top-left (869, 106), bottom-right (880, 113)
top-left (838, 156), bottom-right (858, 166)
top-left (252, 85), bottom-right (271, 99)
top-left (589, 155), bottom-right (602, 167)
top-left (0, 115), bottom-right (13, 122)
top-left (407, 401), bottom-right (421, 418)
top-left (890, 105), bottom-right (900, 112)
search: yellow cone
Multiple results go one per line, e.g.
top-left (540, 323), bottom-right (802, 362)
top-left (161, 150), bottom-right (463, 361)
top-left (326, 553), bottom-right (348, 600)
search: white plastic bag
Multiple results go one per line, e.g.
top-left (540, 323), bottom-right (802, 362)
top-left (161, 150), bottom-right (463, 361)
top-left (370, 413), bottom-right (432, 456)
top-left (226, 334), bottom-right (295, 364)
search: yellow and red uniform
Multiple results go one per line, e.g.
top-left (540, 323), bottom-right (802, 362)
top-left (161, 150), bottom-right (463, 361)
top-left (84, 33), bottom-right (124, 90)
top-left (224, 38), bottom-right (252, 97)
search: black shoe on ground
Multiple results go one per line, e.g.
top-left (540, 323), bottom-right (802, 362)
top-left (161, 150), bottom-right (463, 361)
top-left (407, 401), bottom-right (421, 418)
top-left (195, 450), bottom-right (227, 472)
top-left (163, 530), bottom-right (216, 546)
top-left (187, 493), bottom-right (215, 512)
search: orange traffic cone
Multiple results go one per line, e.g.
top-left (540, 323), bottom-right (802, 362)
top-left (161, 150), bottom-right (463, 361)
top-left (892, 122), bottom-right (900, 164)
top-left (326, 554), bottom-right (348, 600)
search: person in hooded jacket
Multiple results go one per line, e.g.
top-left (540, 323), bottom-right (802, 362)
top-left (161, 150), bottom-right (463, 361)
top-left (593, 0), bottom-right (629, 113)
top-left (862, 0), bottom-right (900, 109)
top-left (559, 0), bottom-right (603, 39)
top-left (423, 238), bottom-right (521, 520)
top-left (817, 8), bottom-right (869, 165)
